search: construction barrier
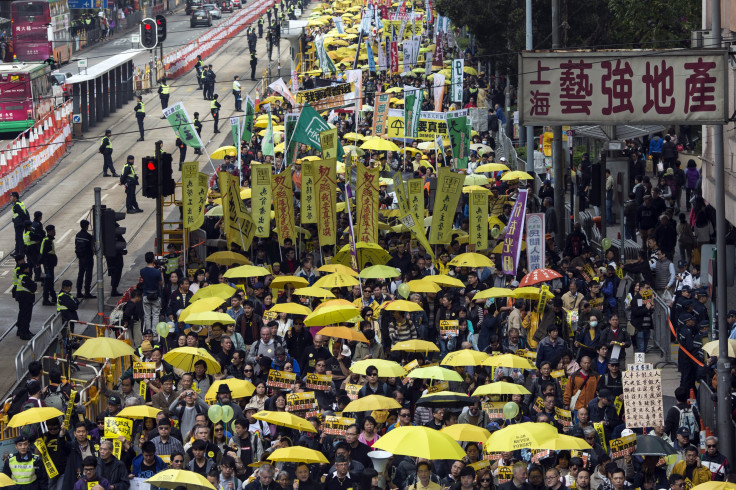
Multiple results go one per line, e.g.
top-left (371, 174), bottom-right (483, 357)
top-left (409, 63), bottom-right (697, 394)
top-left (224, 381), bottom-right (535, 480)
top-left (0, 101), bottom-right (73, 208)
top-left (163, 0), bottom-right (276, 80)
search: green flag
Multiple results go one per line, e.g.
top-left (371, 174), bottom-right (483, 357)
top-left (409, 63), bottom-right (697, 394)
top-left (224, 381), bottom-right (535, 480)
top-left (230, 116), bottom-right (242, 147)
top-left (285, 113), bottom-right (299, 165)
top-left (404, 85), bottom-right (423, 138)
top-left (263, 109), bottom-right (275, 157)
top-left (292, 103), bottom-right (345, 160)
top-left (163, 102), bottom-right (202, 149)
top-left (243, 95), bottom-right (255, 143)
top-left (315, 36), bottom-right (337, 74)
top-left (448, 112), bottom-right (469, 169)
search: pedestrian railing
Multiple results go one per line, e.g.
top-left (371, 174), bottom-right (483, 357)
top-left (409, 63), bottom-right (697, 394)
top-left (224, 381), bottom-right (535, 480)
top-left (651, 294), bottom-right (677, 369)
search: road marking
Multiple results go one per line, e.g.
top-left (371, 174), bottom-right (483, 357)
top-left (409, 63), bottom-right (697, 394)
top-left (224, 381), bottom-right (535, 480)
top-left (77, 211), bottom-right (90, 224)
top-left (57, 229), bottom-right (73, 244)
top-left (3, 284), bottom-right (13, 294)
top-left (0, 271), bottom-right (7, 277)
top-left (102, 193), bottom-right (109, 201)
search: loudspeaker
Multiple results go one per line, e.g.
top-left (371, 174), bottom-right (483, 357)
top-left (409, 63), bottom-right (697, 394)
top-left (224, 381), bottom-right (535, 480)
top-left (368, 450), bottom-right (393, 488)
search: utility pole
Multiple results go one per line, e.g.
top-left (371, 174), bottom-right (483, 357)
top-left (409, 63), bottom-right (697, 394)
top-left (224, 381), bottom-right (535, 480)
top-left (551, 0), bottom-right (564, 250)
top-left (94, 188), bottom-right (104, 323)
top-left (525, 0), bottom-right (534, 174)
top-left (711, 0), bottom-right (734, 467)
top-left (155, 140), bottom-right (163, 256)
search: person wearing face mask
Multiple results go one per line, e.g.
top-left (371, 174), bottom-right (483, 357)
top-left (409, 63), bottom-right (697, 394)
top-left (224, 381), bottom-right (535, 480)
top-left (353, 321), bottom-right (385, 360)
top-left (575, 312), bottom-right (602, 362)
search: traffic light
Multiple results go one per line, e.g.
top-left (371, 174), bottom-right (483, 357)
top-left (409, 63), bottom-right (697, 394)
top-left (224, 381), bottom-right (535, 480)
top-left (155, 15), bottom-right (167, 43)
top-left (160, 152), bottom-right (175, 197)
top-left (142, 156), bottom-right (159, 198)
top-left (140, 18), bottom-right (158, 49)
top-left (101, 208), bottom-right (127, 257)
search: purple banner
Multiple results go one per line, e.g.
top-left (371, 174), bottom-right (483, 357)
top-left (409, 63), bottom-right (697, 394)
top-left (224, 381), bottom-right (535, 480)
top-left (501, 189), bottom-right (528, 276)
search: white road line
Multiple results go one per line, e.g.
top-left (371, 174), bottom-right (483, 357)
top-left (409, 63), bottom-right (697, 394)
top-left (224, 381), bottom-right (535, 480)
top-left (101, 193), bottom-right (110, 201)
top-left (0, 271), bottom-right (7, 277)
top-left (77, 211), bottom-right (90, 224)
top-left (3, 285), bottom-right (13, 294)
top-left (57, 229), bottom-right (73, 244)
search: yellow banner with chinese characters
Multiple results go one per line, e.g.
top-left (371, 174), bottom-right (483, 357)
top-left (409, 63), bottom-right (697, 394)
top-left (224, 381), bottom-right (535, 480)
top-left (272, 168), bottom-right (296, 246)
top-left (536, 284), bottom-right (551, 319)
top-left (469, 191), bottom-right (488, 251)
top-left (320, 128), bottom-right (338, 160)
top-left (252, 164), bottom-right (273, 237)
top-left (392, 172), bottom-right (411, 217)
top-left (64, 389), bottom-right (76, 428)
top-left (356, 162), bottom-right (380, 243)
top-left (104, 417), bottom-right (133, 441)
top-left (313, 158), bottom-right (337, 246)
top-left (407, 178), bottom-right (424, 222)
top-left (429, 167), bottom-right (464, 244)
top-left (301, 161), bottom-right (317, 224)
top-left (182, 162), bottom-right (206, 231)
top-left (219, 172), bottom-right (255, 250)
top-left (34, 439), bottom-right (58, 479)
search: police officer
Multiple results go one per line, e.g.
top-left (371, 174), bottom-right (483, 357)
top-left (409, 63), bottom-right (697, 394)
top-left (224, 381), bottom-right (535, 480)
top-left (2, 434), bottom-right (47, 488)
top-left (247, 28), bottom-right (257, 53)
top-left (211, 94), bottom-right (221, 133)
top-left (23, 221), bottom-right (40, 282)
top-left (164, 244), bottom-right (179, 277)
top-left (120, 155), bottom-right (142, 213)
top-left (258, 15), bottom-right (264, 37)
top-left (74, 220), bottom-right (95, 299)
top-left (674, 260), bottom-right (692, 294)
top-left (99, 129), bottom-right (117, 177)
top-left (193, 112), bottom-right (203, 155)
top-left (11, 254), bottom-right (25, 302)
top-left (176, 137), bottom-right (187, 170)
top-left (233, 75), bottom-right (242, 111)
top-left (10, 191), bottom-right (29, 257)
top-left (205, 64), bottom-right (216, 100)
top-left (158, 77), bottom-right (170, 116)
top-left (195, 55), bottom-right (204, 89)
top-left (266, 27), bottom-right (274, 60)
top-left (107, 252), bottom-right (124, 297)
top-left (200, 65), bottom-right (209, 97)
top-left (134, 95), bottom-right (146, 141)
top-left (40, 224), bottom-right (57, 306)
top-left (266, 6), bottom-right (272, 23)
top-left (14, 263), bottom-right (36, 340)
top-left (250, 52), bottom-right (257, 81)
top-left (677, 313), bottom-right (701, 392)
top-left (57, 279), bottom-right (80, 333)
top-left (28, 211), bottom-right (45, 281)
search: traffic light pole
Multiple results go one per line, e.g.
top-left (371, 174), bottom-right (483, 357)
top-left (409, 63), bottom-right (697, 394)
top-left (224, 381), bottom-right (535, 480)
top-left (94, 187), bottom-right (105, 322)
top-left (155, 141), bottom-right (164, 256)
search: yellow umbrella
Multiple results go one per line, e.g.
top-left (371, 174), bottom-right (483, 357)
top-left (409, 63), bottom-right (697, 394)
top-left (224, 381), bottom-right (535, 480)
top-left (485, 422), bottom-right (558, 451)
top-left (360, 265), bottom-right (401, 279)
top-left (205, 205), bottom-right (223, 217)
top-left (441, 350), bottom-right (489, 367)
top-left (254, 411), bottom-right (317, 432)
top-left (702, 339), bottom-right (736, 358)
top-left (270, 275), bottom-right (310, 290)
top-left (691, 484), bottom-right (736, 490)
top-left (408, 366), bottom-right (463, 382)
top-left (318, 325), bottom-right (368, 343)
top-left (351, 359), bottom-right (406, 377)
top-left (464, 66), bottom-right (478, 75)
top-left (473, 288), bottom-right (516, 300)
top-left (305, 305), bottom-right (361, 327)
top-left (210, 146), bottom-right (237, 159)
top-left (343, 395), bottom-right (402, 412)
top-left (313, 273), bottom-right (361, 289)
top-left (373, 426), bottom-right (466, 460)
top-left (267, 446), bottom-right (329, 464)
top-left (205, 379), bottom-right (256, 402)
top-left (482, 353), bottom-right (536, 370)
top-left (74, 337), bottom-right (136, 360)
top-left (146, 469), bottom-right (216, 490)
top-left (164, 347), bottom-right (221, 374)
top-left (240, 187), bottom-right (252, 199)
top-left (441, 423), bottom-right (492, 443)
top-left (343, 132), bottom-right (365, 141)
top-left (472, 381), bottom-right (531, 397)
top-left (385, 87), bottom-right (403, 94)
top-left (462, 185), bottom-right (491, 194)
top-left (8, 407), bottom-right (64, 428)
top-left (537, 434), bottom-right (592, 450)
top-left (0, 474), bottom-right (15, 487)
top-left (465, 174), bottom-right (489, 185)
top-left (407, 279), bottom-right (442, 293)
top-left (205, 251), bottom-right (250, 266)
top-left (294, 286), bottom-right (336, 298)
top-left (512, 286), bottom-right (547, 299)
top-left (448, 252), bottom-right (494, 268)
top-left (501, 170), bottom-right (534, 181)
top-left (223, 265), bottom-right (271, 279)
top-left (392, 339), bottom-right (440, 353)
top-left (334, 242), bottom-right (392, 268)
top-left (314, 299), bottom-right (355, 311)
top-left (361, 138), bottom-right (400, 152)
top-left (185, 311), bottom-right (235, 326)
top-left (475, 163), bottom-right (509, 173)
top-left (382, 299), bottom-right (425, 313)
top-left (178, 296), bottom-right (227, 323)
top-left (269, 303), bottom-right (312, 316)
top-left (117, 406), bottom-right (162, 419)
top-left (190, 284), bottom-right (236, 302)
top-left (425, 274), bottom-right (465, 288)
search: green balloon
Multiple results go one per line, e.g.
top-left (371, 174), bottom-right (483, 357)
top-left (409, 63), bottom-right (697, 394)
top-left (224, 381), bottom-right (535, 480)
top-left (503, 401), bottom-right (519, 420)
top-left (221, 405), bottom-right (234, 423)
top-left (208, 405), bottom-right (223, 423)
top-left (601, 238), bottom-right (612, 251)
top-left (490, 226), bottom-right (501, 239)
top-left (397, 283), bottom-right (411, 299)
top-left (155, 322), bottom-right (170, 338)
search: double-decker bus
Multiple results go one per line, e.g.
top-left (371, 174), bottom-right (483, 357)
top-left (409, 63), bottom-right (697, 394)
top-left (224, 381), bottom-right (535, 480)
top-left (0, 62), bottom-right (56, 132)
top-left (10, 0), bottom-right (72, 65)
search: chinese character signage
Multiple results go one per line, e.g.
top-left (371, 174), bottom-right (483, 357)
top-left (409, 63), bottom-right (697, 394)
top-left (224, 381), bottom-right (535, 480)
top-left (386, 109), bottom-right (448, 142)
top-left (520, 50), bottom-right (728, 125)
top-left (429, 167), bottom-right (464, 244)
top-left (525, 213), bottom-right (545, 272)
top-left (301, 162), bottom-right (316, 224)
top-left (319, 128), bottom-right (338, 160)
top-left (356, 162), bottom-right (380, 243)
top-left (314, 158), bottom-right (337, 246)
top-left (272, 168), bottom-right (296, 246)
top-left (163, 102), bottom-right (203, 149)
top-left (404, 85), bottom-right (423, 138)
top-left (407, 178), bottom-right (424, 223)
top-left (182, 162), bottom-right (206, 231)
top-left (622, 368), bottom-right (664, 429)
top-left (373, 93), bottom-right (391, 136)
top-left (451, 58), bottom-right (464, 103)
top-left (295, 83), bottom-right (355, 112)
top-left (469, 191), bottom-right (488, 251)
top-left (501, 189), bottom-right (528, 275)
top-left (251, 165), bottom-right (273, 238)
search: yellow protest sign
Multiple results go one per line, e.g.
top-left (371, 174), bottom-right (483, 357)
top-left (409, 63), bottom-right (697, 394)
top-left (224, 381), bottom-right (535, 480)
top-left (355, 162), bottom-right (380, 243)
top-left (112, 438), bottom-right (123, 460)
top-left (469, 460), bottom-right (491, 471)
top-left (427, 381), bottom-right (449, 394)
top-left (594, 421), bottom-right (607, 453)
top-left (407, 178), bottom-right (424, 222)
top-left (252, 164), bottom-right (273, 238)
top-left (482, 401), bottom-right (505, 419)
top-left (609, 433), bottom-right (637, 459)
top-left (554, 407), bottom-right (573, 427)
top-left (313, 158), bottom-right (337, 246)
top-left (272, 168), bottom-right (296, 245)
top-left (323, 416), bottom-right (356, 437)
top-left (104, 417), bottom-right (133, 441)
top-left (219, 172), bottom-right (255, 250)
top-left (386, 109), bottom-right (449, 143)
top-left (469, 191), bottom-right (488, 251)
top-left (498, 466), bottom-right (513, 484)
top-left (266, 370), bottom-right (297, 390)
top-left (182, 162), bottom-right (205, 231)
top-left (286, 392), bottom-right (318, 412)
top-left (300, 161), bottom-right (317, 224)
top-left (34, 439), bottom-right (58, 479)
top-left (345, 383), bottom-right (361, 401)
top-left (429, 167), bottom-right (464, 244)
top-left (305, 373), bottom-right (332, 391)
top-left (319, 128), bottom-right (338, 160)
top-left (64, 390), bottom-right (77, 428)
top-left (133, 362), bottom-right (156, 380)
top-left (439, 319), bottom-right (459, 336)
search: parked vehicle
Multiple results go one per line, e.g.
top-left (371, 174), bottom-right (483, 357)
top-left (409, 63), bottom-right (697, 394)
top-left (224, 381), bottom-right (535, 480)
top-left (203, 3), bottom-right (222, 18)
top-left (190, 8), bottom-right (212, 27)
top-left (185, 0), bottom-right (203, 15)
top-left (220, 1), bottom-right (233, 13)
top-left (231, 0), bottom-right (242, 8)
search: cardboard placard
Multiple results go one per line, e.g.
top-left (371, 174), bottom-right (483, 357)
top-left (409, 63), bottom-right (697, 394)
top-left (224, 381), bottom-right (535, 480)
top-left (550, 369), bottom-right (565, 378)
top-left (439, 319), bottom-right (459, 336)
top-left (286, 392), bottom-right (317, 412)
top-left (555, 407), bottom-right (573, 427)
top-left (427, 382), bottom-right (449, 394)
top-left (531, 449), bottom-right (551, 463)
top-left (104, 417), bottom-right (133, 441)
top-left (345, 383), bottom-right (361, 401)
top-left (267, 370), bottom-right (297, 390)
top-left (482, 401), bottom-right (505, 419)
top-left (133, 362), bottom-right (156, 380)
top-left (469, 460), bottom-right (491, 471)
top-left (609, 433), bottom-right (637, 459)
top-left (305, 373), bottom-right (333, 391)
top-left (498, 466), bottom-right (513, 484)
top-left (622, 369), bottom-right (664, 429)
top-left (323, 415), bottom-right (356, 437)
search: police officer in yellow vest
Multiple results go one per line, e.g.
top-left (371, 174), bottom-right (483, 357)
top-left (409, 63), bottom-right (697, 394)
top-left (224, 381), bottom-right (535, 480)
top-left (134, 95), bottom-right (145, 141)
top-left (258, 16), bottom-right (264, 37)
top-left (158, 78), bottom-right (170, 116)
top-left (120, 155), bottom-right (142, 214)
top-left (200, 65), bottom-right (208, 93)
top-left (211, 94), bottom-right (221, 133)
top-left (10, 191), bottom-right (29, 257)
top-left (15, 263), bottom-right (36, 340)
top-left (57, 279), bottom-right (80, 332)
top-left (195, 55), bottom-right (204, 89)
top-left (11, 254), bottom-right (25, 302)
top-left (22, 221), bottom-right (40, 278)
top-left (99, 129), bottom-right (117, 177)
top-left (233, 75), bottom-right (242, 111)
top-left (164, 243), bottom-right (179, 276)
top-left (2, 434), bottom-right (47, 489)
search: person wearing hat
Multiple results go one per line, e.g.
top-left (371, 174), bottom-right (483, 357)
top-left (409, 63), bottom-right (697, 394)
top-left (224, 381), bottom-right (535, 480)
top-left (10, 191), bottom-right (30, 257)
top-left (2, 434), bottom-right (47, 489)
top-left (100, 394), bottom-right (123, 418)
top-left (26, 211), bottom-right (45, 282)
top-left (120, 155), bottom-right (142, 214)
top-left (99, 129), bottom-right (117, 177)
top-left (15, 263), bottom-right (37, 340)
top-left (213, 384), bottom-right (245, 422)
top-left (692, 288), bottom-right (710, 326)
top-left (587, 388), bottom-right (621, 440)
top-left (677, 313), bottom-right (700, 393)
top-left (674, 260), bottom-right (693, 293)
top-left (38, 224), bottom-right (57, 306)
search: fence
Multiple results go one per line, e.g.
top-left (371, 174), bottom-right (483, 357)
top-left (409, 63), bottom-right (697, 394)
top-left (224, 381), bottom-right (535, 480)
top-left (651, 294), bottom-right (677, 369)
top-left (0, 101), bottom-right (73, 208)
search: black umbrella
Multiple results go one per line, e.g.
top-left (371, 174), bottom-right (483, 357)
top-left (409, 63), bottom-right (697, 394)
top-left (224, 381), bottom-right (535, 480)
top-left (416, 391), bottom-right (479, 408)
top-left (632, 435), bottom-right (677, 456)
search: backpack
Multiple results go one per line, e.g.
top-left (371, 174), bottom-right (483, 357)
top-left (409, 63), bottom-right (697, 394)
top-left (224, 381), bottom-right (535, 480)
top-left (43, 385), bottom-right (67, 412)
top-left (489, 114), bottom-right (499, 132)
top-left (675, 405), bottom-right (699, 439)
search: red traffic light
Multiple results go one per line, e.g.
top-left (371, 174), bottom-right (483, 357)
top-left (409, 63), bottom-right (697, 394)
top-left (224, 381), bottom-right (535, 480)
top-left (157, 19), bottom-right (163, 25)
top-left (147, 161), bottom-right (156, 171)
top-left (145, 24), bottom-right (152, 29)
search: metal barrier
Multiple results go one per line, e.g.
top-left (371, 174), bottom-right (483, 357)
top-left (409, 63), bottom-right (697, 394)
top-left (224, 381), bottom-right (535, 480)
top-left (15, 311), bottom-right (65, 380)
top-left (651, 294), bottom-right (677, 369)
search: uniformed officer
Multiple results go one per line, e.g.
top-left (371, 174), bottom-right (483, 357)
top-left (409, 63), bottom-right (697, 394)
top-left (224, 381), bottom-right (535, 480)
top-left (10, 191), bottom-right (29, 257)
top-left (158, 77), bottom-right (170, 116)
top-left (677, 313), bottom-right (701, 392)
top-left (11, 254), bottom-right (25, 302)
top-left (250, 52), bottom-right (257, 80)
top-left (14, 263), bottom-right (36, 340)
top-left (247, 28), bottom-right (257, 53)
top-left (258, 15), bottom-right (264, 37)
top-left (176, 137), bottom-right (187, 169)
top-left (164, 244), bottom-right (179, 277)
top-left (200, 65), bottom-right (209, 96)
top-left (205, 64), bottom-right (216, 100)
top-left (2, 435), bottom-right (47, 489)
top-left (211, 94), bottom-right (221, 133)
top-left (106, 252), bottom-right (124, 297)
top-left (99, 129), bottom-right (117, 177)
top-left (134, 95), bottom-right (146, 141)
top-left (120, 155), bottom-right (142, 213)
top-left (193, 112), bottom-right (203, 155)
top-left (23, 221), bottom-right (40, 282)
top-left (266, 27), bottom-right (274, 60)
top-left (39, 224), bottom-right (57, 306)
top-left (266, 7), bottom-right (272, 23)
top-left (674, 260), bottom-right (693, 294)
top-left (57, 279), bottom-right (80, 333)
top-left (195, 55), bottom-right (205, 89)
top-left (74, 219), bottom-right (95, 299)
top-left (233, 75), bottom-right (242, 111)
top-left (29, 211), bottom-right (45, 281)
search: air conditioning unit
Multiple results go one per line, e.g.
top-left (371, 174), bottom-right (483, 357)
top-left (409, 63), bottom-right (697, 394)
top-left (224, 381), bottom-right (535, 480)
top-left (691, 29), bottom-right (712, 48)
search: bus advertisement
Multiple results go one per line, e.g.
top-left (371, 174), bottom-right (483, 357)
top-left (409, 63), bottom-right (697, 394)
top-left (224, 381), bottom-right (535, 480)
top-left (0, 62), bottom-right (56, 133)
top-left (11, 0), bottom-right (72, 65)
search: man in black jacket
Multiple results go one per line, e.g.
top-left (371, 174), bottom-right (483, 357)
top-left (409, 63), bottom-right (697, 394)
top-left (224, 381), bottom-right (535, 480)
top-left (39, 225), bottom-right (57, 305)
top-left (97, 439), bottom-right (131, 490)
top-left (15, 263), bottom-right (37, 340)
top-left (74, 220), bottom-right (95, 299)
top-left (63, 421), bottom-right (100, 489)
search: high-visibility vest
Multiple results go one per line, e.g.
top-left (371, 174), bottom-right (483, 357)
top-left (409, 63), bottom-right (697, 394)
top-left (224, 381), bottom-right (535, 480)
top-left (123, 162), bottom-right (136, 178)
top-left (8, 455), bottom-right (36, 484)
top-left (57, 291), bottom-right (72, 312)
top-left (136, 102), bottom-right (145, 114)
top-left (233, 81), bottom-right (240, 91)
top-left (41, 237), bottom-right (55, 257)
top-left (101, 136), bottom-right (112, 150)
top-left (211, 100), bottom-right (218, 111)
top-left (201, 69), bottom-right (207, 79)
top-left (23, 230), bottom-right (37, 246)
top-left (160, 83), bottom-right (170, 95)
top-left (165, 254), bottom-right (178, 274)
top-left (12, 201), bottom-right (27, 220)
top-left (13, 266), bottom-right (20, 289)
